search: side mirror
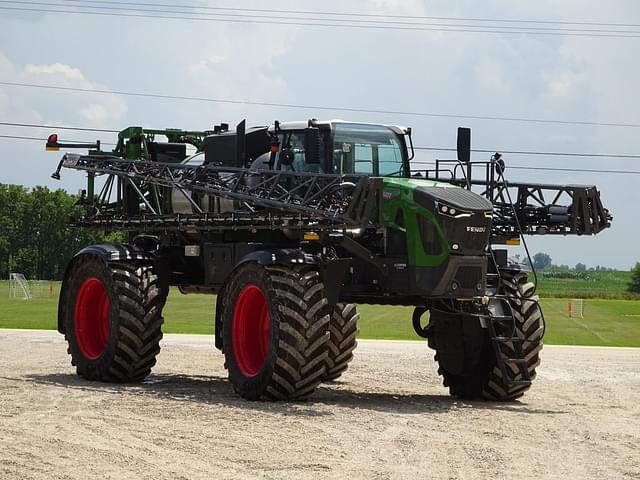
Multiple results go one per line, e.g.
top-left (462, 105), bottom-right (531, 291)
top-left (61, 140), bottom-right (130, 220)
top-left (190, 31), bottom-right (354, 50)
top-left (304, 127), bottom-right (321, 164)
top-left (457, 127), bottom-right (471, 163)
top-left (280, 149), bottom-right (295, 166)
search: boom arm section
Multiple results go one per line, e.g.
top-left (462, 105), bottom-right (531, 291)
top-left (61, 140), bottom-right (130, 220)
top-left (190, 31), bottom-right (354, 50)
top-left (488, 181), bottom-right (611, 242)
top-left (418, 158), bottom-right (612, 243)
top-left (59, 153), bottom-right (383, 229)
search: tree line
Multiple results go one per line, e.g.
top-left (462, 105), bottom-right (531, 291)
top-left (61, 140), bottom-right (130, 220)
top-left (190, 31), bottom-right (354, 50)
top-left (531, 252), bottom-right (618, 272)
top-left (0, 184), bottom-right (119, 280)
top-left (532, 252), bottom-right (640, 294)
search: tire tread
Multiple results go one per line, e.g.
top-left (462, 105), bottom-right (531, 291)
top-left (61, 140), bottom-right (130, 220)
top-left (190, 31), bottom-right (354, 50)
top-left (323, 303), bottom-right (359, 382)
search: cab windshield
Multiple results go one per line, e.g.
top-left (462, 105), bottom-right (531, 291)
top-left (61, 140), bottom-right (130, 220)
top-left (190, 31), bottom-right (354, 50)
top-left (332, 123), bottom-right (405, 176)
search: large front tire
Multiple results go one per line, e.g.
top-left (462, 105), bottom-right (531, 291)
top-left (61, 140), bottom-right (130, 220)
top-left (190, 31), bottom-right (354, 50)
top-left (61, 255), bottom-right (166, 382)
top-left (221, 263), bottom-right (330, 400)
top-left (432, 270), bottom-right (543, 401)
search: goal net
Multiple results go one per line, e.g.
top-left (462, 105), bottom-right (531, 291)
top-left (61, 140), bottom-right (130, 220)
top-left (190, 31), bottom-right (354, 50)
top-left (9, 273), bottom-right (32, 300)
top-left (30, 280), bottom-right (54, 298)
top-left (568, 298), bottom-right (584, 319)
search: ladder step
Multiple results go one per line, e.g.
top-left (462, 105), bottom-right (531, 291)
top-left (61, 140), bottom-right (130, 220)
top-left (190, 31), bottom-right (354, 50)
top-left (485, 310), bottom-right (532, 387)
top-left (509, 380), bottom-right (532, 386)
top-left (503, 358), bottom-right (527, 366)
top-left (493, 336), bottom-right (522, 342)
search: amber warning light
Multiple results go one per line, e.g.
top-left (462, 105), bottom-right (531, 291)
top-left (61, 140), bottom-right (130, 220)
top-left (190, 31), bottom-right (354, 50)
top-left (46, 133), bottom-right (60, 151)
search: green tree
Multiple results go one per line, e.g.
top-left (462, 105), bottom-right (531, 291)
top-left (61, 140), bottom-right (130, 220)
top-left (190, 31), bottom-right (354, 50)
top-left (0, 183), bottom-right (113, 280)
top-left (629, 263), bottom-right (640, 294)
top-left (0, 184), bottom-right (31, 278)
top-left (533, 252), bottom-right (552, 270)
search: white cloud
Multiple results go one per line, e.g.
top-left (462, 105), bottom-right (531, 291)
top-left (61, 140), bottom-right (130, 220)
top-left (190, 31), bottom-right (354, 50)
top-left (1, 59), bottom-right (128, 127)
top-left (24, 63), bottom-right (86, 82)
top-left (544, 72), bottom-right (582, 98)
top-left (368, 0), bottom-right (427, 14)
top-left (79, 102), bottom-right (126, 124)
top-left (179, 21), bottom-right (296, 123)
top-left (0, 52), bottom-right (43, 123)
top-left (189, 55), bottom-right (225, 75)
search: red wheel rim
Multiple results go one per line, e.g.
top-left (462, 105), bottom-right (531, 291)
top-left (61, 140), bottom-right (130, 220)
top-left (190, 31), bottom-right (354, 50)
top-left (232, 285), bottom-right (271, 377)
top-left (74, 277), bottom-right (111, 360)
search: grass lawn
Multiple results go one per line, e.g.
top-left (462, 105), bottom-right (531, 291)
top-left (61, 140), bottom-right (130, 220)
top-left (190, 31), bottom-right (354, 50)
top-left (536, 298), bottom-right (640, 347)
top-left (0, 280), bottom-right (638, 346)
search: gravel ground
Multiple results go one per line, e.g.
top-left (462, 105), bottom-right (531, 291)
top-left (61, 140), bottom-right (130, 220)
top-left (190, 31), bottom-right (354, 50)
top-left (0, 329), bottom-right (639, 480)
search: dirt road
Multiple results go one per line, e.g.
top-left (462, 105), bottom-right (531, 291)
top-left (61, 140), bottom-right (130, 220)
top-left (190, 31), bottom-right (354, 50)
top-left (1, 329), bottom-right (638, 479)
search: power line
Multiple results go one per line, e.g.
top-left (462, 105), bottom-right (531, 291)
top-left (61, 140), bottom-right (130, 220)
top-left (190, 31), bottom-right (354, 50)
top-left (53, 0), bottom-right (640, 29)
top-left (0, 134), bottom-right (116, 145)
top-left (509, 165), bottom-right (640, 175)
top-left (0, 121), bottom-right (118, 133)
top-left (5, 0), bottom-right (640, 35)
top-left (3, 121), bottom-right (640, 160)
top-left (2, 80), bottom-right (640, 129)
top-left (2, 3), bottom-right (640, 39)
top-left (414, 146), bottom-right (640, 159)
top-left (0, 134), bottom-right (47, 141)
top-left (411, 161), bottom-right (640, 175)
top-left (1, 133), bottom-right (638, 175)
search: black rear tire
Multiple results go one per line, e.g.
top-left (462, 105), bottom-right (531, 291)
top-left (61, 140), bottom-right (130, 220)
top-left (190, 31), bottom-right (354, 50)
top-left (61, 255), bottom-right (166, 382)
top-left (221, 263), bottom-right (330, 400)
top-left (323, 303), bottom-right (359, 381)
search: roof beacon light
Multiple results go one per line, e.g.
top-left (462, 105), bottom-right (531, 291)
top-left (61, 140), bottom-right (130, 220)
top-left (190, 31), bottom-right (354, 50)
top-left (46, 133), bottom-right (60, 151)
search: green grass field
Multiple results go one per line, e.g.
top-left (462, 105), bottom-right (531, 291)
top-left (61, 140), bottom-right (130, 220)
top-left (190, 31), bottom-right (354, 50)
top-left (0, 280), bottom-right (638, 346)
top-left (536, 270), bottom-right (634, 299)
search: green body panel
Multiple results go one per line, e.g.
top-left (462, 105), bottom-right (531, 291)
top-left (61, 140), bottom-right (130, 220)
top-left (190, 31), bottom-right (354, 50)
top-left (381, 177), bottom-right (456, 269)
top-left (104, 127), bottom-right (215, 215)
top-left (115, 126), bottom-right (215, 160)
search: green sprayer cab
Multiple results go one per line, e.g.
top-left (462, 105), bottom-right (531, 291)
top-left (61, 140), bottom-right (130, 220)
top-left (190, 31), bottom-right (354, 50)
top-left (47, 119), bottom-right (611, 401)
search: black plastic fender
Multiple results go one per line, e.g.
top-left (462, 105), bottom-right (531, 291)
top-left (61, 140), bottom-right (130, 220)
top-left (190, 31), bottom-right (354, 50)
top-left (57, 244), bottom-right (155, 334)
top-left (235, 248), bottom-right (320, 268)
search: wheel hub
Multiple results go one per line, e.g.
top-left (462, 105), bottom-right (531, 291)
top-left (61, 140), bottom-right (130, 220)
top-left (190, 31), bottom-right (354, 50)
top-left (232, 285), bottom-right (271, 377)
top-left (74, 277), bottom-right (111, 359)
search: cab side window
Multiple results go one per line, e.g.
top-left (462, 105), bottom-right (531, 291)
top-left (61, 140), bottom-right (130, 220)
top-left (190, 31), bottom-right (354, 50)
top-left (279, 131), bottom-right (325, 172)
top-left (354, 144), bottom-right (374, 174)
top-left (378, 143), bottom-right (403, 175)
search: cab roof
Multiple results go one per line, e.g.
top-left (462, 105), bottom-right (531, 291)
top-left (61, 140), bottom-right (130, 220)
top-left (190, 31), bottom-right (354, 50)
top-left (267, 120), bottom-right (409, 136)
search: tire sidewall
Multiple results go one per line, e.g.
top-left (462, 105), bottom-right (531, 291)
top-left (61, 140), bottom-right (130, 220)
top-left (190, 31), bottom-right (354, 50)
top-left (63, 256), bottom-right (120, 379)
top-left (222, 263), bottom-right (280, 399)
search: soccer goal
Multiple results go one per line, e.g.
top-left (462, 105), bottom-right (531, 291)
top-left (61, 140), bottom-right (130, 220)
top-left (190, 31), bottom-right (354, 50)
top-left (568, 298), bottom-right (584, 319)
top-left (9, 273), bottom-right (32, 300)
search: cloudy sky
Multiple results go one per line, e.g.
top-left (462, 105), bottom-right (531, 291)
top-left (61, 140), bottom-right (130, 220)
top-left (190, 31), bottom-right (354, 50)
top-left (0, 0), bottom-right (638, 269)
